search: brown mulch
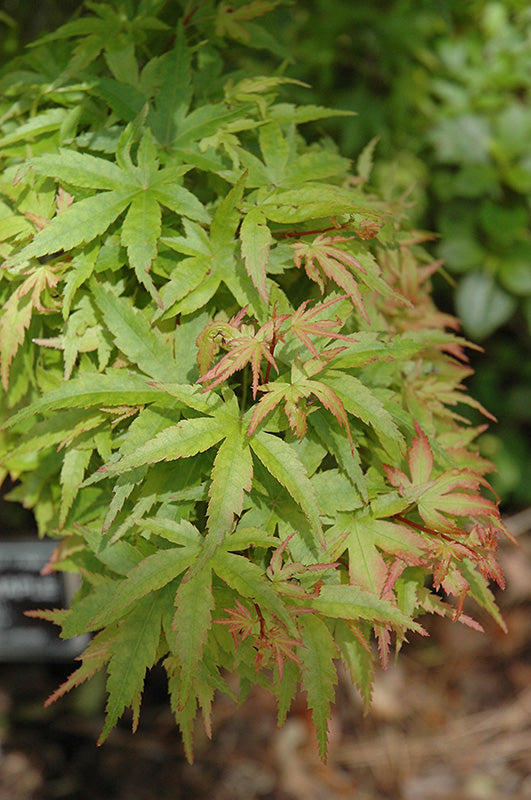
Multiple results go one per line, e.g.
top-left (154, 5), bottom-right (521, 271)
top-left (1, 515), bottom-right (530, 800)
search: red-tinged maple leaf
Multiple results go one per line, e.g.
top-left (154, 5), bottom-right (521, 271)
top-left (291, 234), bottom-right (370, 321)
top-left (440, 566), bottom-right (470, 621)
top-left (195, 307), bottom-right (248, 375)
top-left (265, 532), bottom-right (337, 599)
top-left (467, 523), bottom-right (507, 588)
top-left (198, 329), bottom-right (279, 397)
top-left (197, 306), bottom-right (287, 397)
top-left (353, 219), bottom-right (383, 240)
top-left (374, 623), bottom-right (392, 669)
top-left (215, 599), bottom-right (256, 647)
top-left (384, 422), bottom-right (499, 535)
top-left (248, 362), bottom-right (354, 451)
top-left (23, 188), bottom-right (74, 231)
top-left (253, 622), bottom-right (303, 680)
top-left (289, 296), bottom-right (357, 358)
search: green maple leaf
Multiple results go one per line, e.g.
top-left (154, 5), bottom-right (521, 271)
top-left (33, 2), bottom-right (168, 77)
top-left (0, 264), bottom-right (60, 389)
top-left (98, 592), bottom-right (165, 744)
top-left (161, 174), bottom-right (249, 316)
top-left (1, 372), bottom-right (167, 432)
top-left (320, 369), bottom-right (404, 453)
top-left (91, 281), bottom-right (177, 381)
top-left (90, 391), bottom-right (253, 557)
top-left (298, 614), bottom-right (338, 761)
top-left (240, 207), bottom-right (272, 302)
top-left (172, 566), bottom-right (214, 708)
top-left (249, 429), bottom-right (323, 547)
top-left (329, 513), bottom-right (426, 594)
top-left (12, 131), bottom-right (209, 304)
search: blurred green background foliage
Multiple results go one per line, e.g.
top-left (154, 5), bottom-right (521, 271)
top-left (1, 0), bottom-right (529, 507)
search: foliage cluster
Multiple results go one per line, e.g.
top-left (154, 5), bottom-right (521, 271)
top-left (0, 0), bottom-right (513, 760)
top-left (273, 0), bottom-right (531, 505)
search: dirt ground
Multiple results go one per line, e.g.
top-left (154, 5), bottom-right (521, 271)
top-left (1, 510), bottom-right (530, 800)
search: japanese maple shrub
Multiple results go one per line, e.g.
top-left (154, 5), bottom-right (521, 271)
top-left (0, 0), bottom-right (512, 760)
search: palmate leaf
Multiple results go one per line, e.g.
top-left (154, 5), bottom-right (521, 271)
top-left (323, 370), bottom-right (404, 452)
top-left (206, 426), bottom-right (253, 550)
top-left (171, 567), bottom-right (214, 709)
top-left (292, 235), bottom-right (370, 320)
top-left (98, 592), bottom-right (165, 744)
top-left (336, 514), bottom-right (426, 594)
top-left (298, 614), bottom-right (338, 761)
top-left (248, 366), bottom-right (354, 451)
top-left (161, 174), bottom-right (247, 316)
top-left (197, 306), bottom-right (285, 398)
top-left (199, 331), bottom-right (278, 399)
top-left (91, 282), bottom-right (175, 381)
top-left (384, 425), bottom-right (500, 534)
top-left (212, 549), bottom-right (294, 633)
top-left (11, 135), bottom-right (208, 297)
top-left (249, 430), bottom-right (323, 546)
top-left (94, 416), bottom-right (226, 478)
top-left (240, 207), bottom-right (272, 302)
top-left (89, 543), bottom-right (199, 630)
top-left (1, 372), bottom-right (167, 431)
top-left (288, 296), bottom-right (355, 358)
top-left (312, 585), bottom-right (422, 633)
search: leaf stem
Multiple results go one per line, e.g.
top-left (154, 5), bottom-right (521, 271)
top-left (264, 306), bottom-right (280, 384)
top-left (241, 364), bottom-right (249, 411)
top-left (274, 223), bottom-right (352, 240)
top-left (393, 514), bottom-right (479, 559)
